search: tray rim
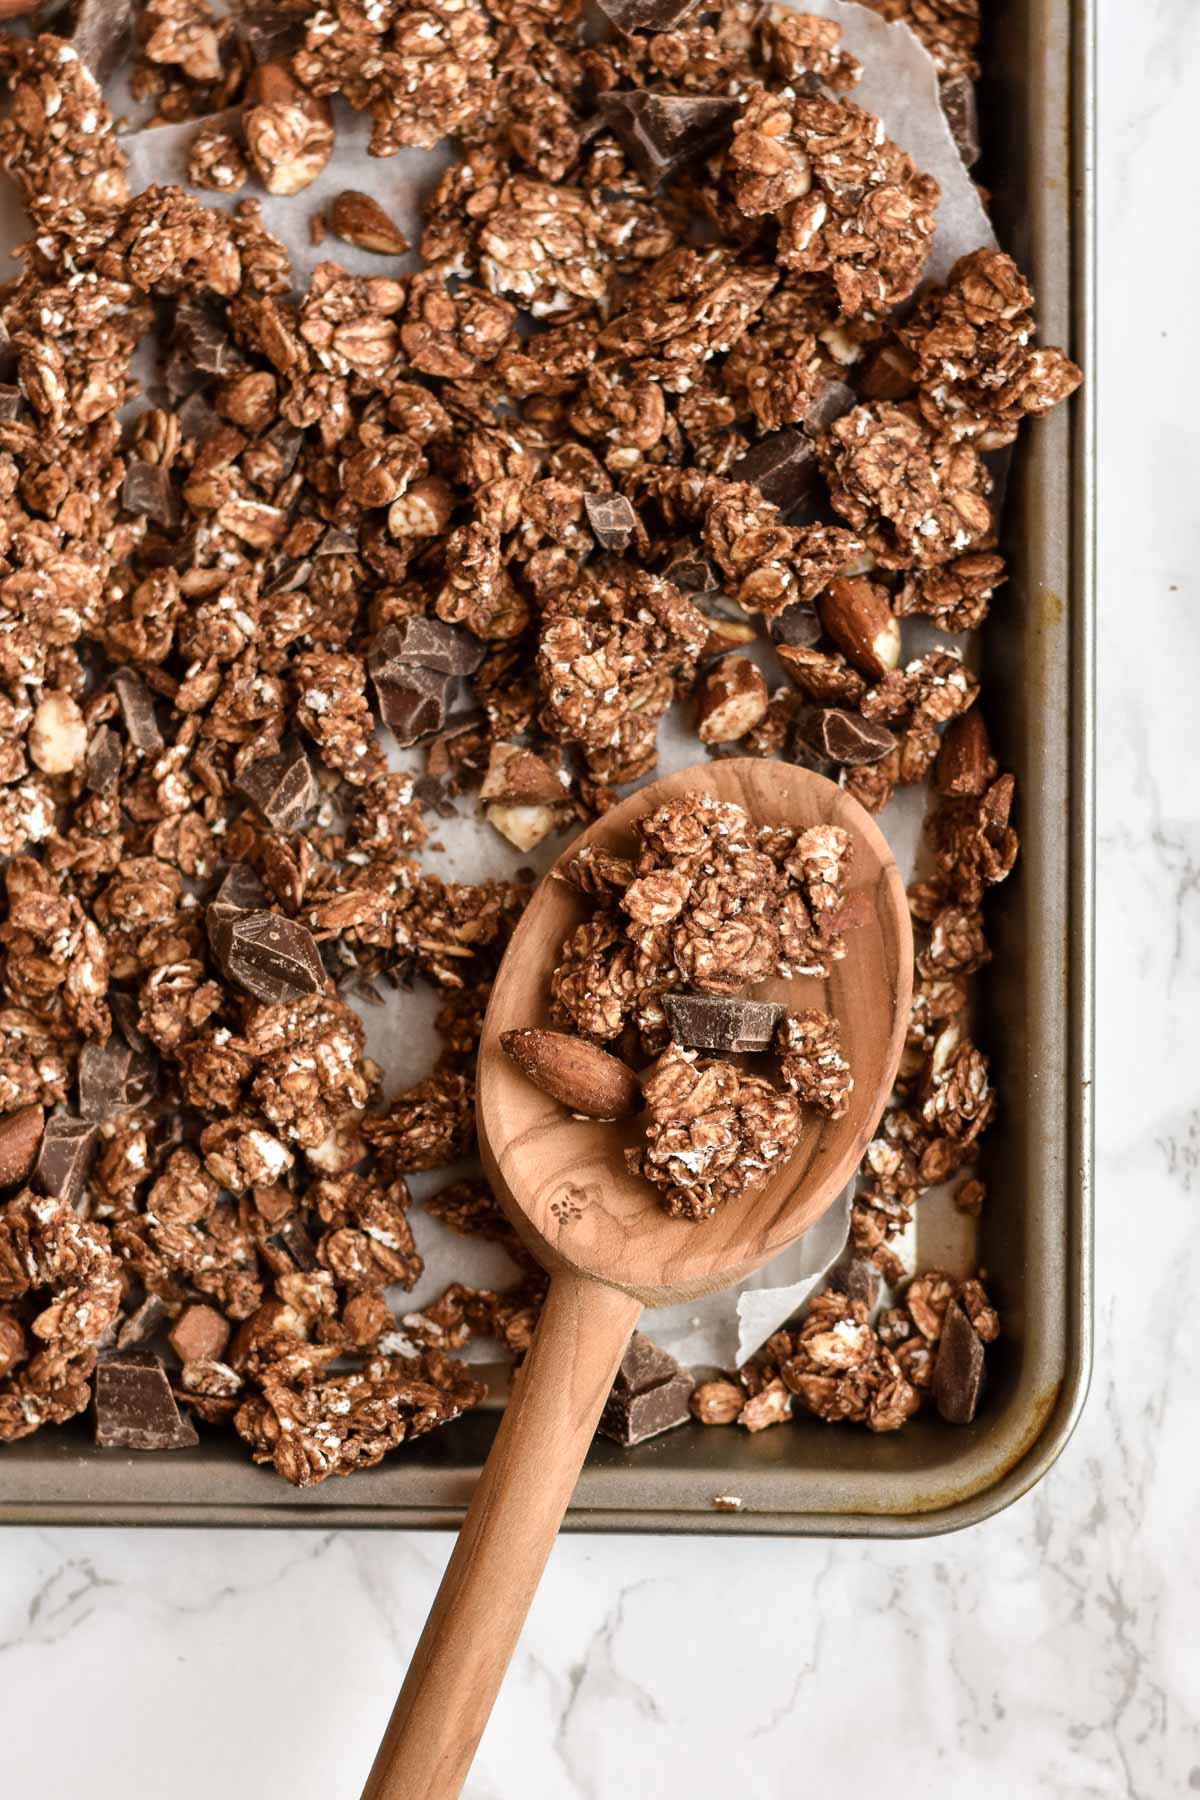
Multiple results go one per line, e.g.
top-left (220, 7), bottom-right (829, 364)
top-left (0, 0), bottom-right (1095, 1536)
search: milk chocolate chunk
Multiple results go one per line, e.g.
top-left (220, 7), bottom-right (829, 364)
top-left (663, 992), bottom-right (785, 1054)
top-left (593, 0), bottom-right (701, 38)
top-left (0, 1104), bottom-right (44, 1187)
top-left (168, 1303), bottom-right (231, 1365)
top-left (939, 73), bottom-right (981, 167)
top-left (85, 724), bottom-right (122, 795)
top-left (374, 616), bottom-right (484, 678)
top-left (235, 739), bottom-right (318, 831)
top-left (111, 669), bottom-right (163, 757)
top-left (796, 707), bottom-right (897, 766)
top-left (596, 91), bottom-right (739, 186)
top-left (770, 604), bottom-right (824, 650)
top-left (932, 1300), bottom-right (985, 1424)
top-left (32, 1115), bottom-right (98, 1205)
top-left (94, 1353), bottom-right (199, 1451)
top-left (121, 459), bottom-right (179, 528)
top-left (599, 1332), bottom-right (695, 1446)
top-left (116, 1292), bottom-right (172, 1352)
top-left (584, 492), bottom-right (638, 554)
top-left (731, 430), bottom-right (820, 513)
top-left (220, 910), bottom-right (325, 1005)
top-left (78, 1040), bottom-right (158, 1122)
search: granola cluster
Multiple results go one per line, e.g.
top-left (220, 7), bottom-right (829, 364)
top-left (0, 0), bottom-right (1081, 1470)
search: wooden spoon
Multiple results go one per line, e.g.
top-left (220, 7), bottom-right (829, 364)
top-left (361, 759), bottom-right (912, 1800)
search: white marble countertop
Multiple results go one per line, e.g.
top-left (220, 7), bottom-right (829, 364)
top-left (3, 8), bottom-right (1198, 1797)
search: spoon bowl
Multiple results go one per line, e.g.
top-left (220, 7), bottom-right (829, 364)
top-left (363, 760), bottom-right (912, 1800)
top-left (480, 758), bottom-right (912, 1304)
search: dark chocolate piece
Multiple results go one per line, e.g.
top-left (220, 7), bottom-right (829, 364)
top-left (663, 991), bottom-right (785, 1054)
top-left (267, 1216), bottom-right (320, 1271)
top-left (595, 91), bottom-right (739, 186)
top-left (121, 460), bottom-right (179, 528)
top-left (769, 604), bottom-right (824, 650)
top-left (220, 910), bottom-right (326, 1005)
top-left (234, 739), bottom-right (318, 831)
top-left (265, 421), bottom-right (304, 481)
top-left (78, 1040), bottom-right (158, 1123)
top-left (32, 1114), bottom-right (98, 1206)
top-left (831, 1256), bottom-right (882, 1313)
top-left (805, 377), bottom-right (857, 434)
top-left (94, 1353), bottom-right (199, 1451)
top-left (172, 298), bottom-right (245, 378)
top-left (210, 862), bottom-right (267, 917)
top-left (316, 524), bottom-right (359, 557)
top-left (372, 662), bottom-right (453, 747)
top-left (584, 492), bottom-right (638, 554)
top-left (0, 384), bottom-right (22, 422)
top-left (373, 616), bottom-right (484, 678)
top-left (731, 430), bottom-right (820, 513)
top-left (116, 1293), bottom-right (172, 1352)
top-left (663, 547), bottom-right (722, 598)
top-left (177, 390), bottom-right (221, 439)
top-left (109, 991), bottom-right (151, 1054)
top-left (111, 669), bottom-right (163, 757)
top-left (0, 1104), bottom-right (44, 1188)
top-left (593, 0), bottom-right (701, 39)
top-left (932, 1300), bottom-right (985, 1424)
top-left (795, 707), bottom-right (897, 766)
top-left (64, 0), bottom-right (137, 82)
top-left (84, 724), bottom-right (122, 794)
top-left (939, 73), bottom-right (980, 168)
top-left (599, 1331), bottom-right (695, 1447)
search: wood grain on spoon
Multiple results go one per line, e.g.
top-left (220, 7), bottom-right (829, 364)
top-left (361, 760), bottom-right (912, 1800)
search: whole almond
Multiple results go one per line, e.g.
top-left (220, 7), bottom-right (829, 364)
top-left (818, 577), bottom-right (901, 679)
top-left (0, 1104), bottom-right (44, 1187)
top-left (329, 190), bottom-right (410, 256)
top-left (501, 1030), bottom-right (640, 1121)
top-left (696, 654), bottom-right (769, 743)
top-left (934, 707), bottom-right (996, 797)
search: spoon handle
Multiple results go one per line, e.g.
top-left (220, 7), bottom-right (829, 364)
top-left (361, 1270), bottom-right (643, 1800)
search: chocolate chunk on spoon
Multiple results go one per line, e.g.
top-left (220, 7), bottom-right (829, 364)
top-left (663, 992), bottom-right (785, 1054)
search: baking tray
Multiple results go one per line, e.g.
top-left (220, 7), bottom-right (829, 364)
top-left (0, 0), bottom-right (1095, 1533)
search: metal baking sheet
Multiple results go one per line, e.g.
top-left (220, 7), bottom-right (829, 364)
top-left (0, 0), bottom-right (1094, 1533)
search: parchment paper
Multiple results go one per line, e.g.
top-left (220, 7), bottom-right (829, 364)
top-left (106, 4), bottom-right (995, 1369)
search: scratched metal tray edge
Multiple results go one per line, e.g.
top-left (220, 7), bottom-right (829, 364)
top-left (0, 0), bottom-right (1095, 1535)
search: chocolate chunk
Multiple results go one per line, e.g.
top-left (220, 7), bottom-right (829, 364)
top-left (265, 421), bottom-right (304, 481)
top-left (316, 524), bottom-right (359, 557)
top-left (109, 990), bottom-right (151, 1053)
top-left (57, 0), bottom-right (137, 82)
top-left (731, 430), bottom-right (820, 513)
top-left (932, 1300), bottom-right (986, 1424)
top-left (267, 1216), bottom-right (320, 1271)
top-left (939, 73), bottom-right (981, 168)
top-left (206, 863), bottom-right (267, 952)
top-left (769, 604), bottom-right (824, 650)
top-left (663, 991), bottom-right (785, 1054)
top-left (78, 1040), bottom-right (158, 1122)
top-left (583, 492), bottom-right (638, 554)
top-left (32, 1115), bottom-right (98, 1206)
top-left (121, 459), bottom-right (179, 528)
top-left (373, 616), bottom-right (484, 679)
top-left (168, 1303), bottom-right (231, 1365)
top-left (599, 1332), bottom-right (695, 1447)
top-left (84, 723), bottom-right (122, 794)
top-left (595, 91), bottom-right (739, 186)
top-left (831, 1256), bottom-right (882, 1313)
top-left (372, 662), bottom-right (453, 747)
top-left (796, 707), bottom-right (897, 766)
top-left (234, 739), bottom-right (318, 831)
top-left (805, 377), bottom-right (858, 434)
top-left (111, 669), bottom-right (163, 757)
top-left (177, 389), bottom-right (221, 439)
top-left (0, 384), bottom-right (21, 422)
top-left (663, 547), bottom-right (721, 598)
top-left (0, 1104), bottom-right (44, 1187)
top-left (593, 0), bottom-right (701, 37)
top-left (94, 1353), bottom-right (199, 1451)
top-left (172, 298), bottom-right (245, 378)
top-left (116, 1292), bottom-right (172, 1352)
top-left (219, 910), bottom-right (326, 1005)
